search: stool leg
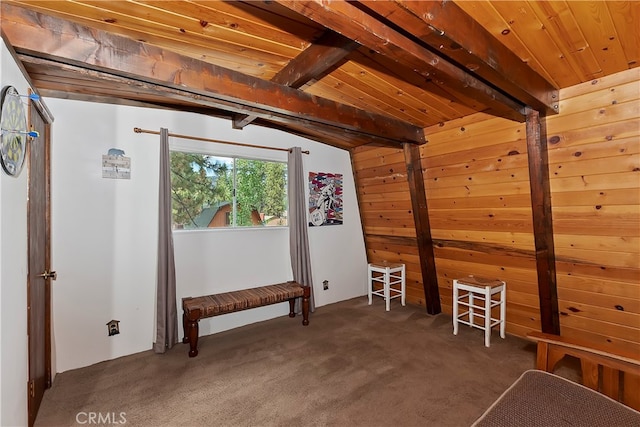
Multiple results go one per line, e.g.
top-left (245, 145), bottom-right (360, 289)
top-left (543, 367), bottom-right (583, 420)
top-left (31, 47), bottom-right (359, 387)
top-left (401, 264), bottom-right (406, 306)
top-left (500, 285), bottom-right (506, 339)
top-left (385, 267), bottom-right (391, 311)
top-left (367, 265), bottom-right (373, 305)
top-left (484, 286), bottom-right (491, 347)
top-left (453, 280), bottom-right (459, 335)
top-left (469, 292), bottom-right (474, 326)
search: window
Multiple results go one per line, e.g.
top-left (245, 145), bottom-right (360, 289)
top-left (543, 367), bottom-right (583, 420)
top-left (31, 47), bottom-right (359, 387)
top-left (170, 151), bottom-right (287, 229)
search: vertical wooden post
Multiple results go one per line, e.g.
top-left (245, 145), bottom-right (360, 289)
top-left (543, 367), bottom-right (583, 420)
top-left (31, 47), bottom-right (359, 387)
top-left (525, 108), bottom-right (560, 334)
top-left (403, 143), bottom-right (441, 314)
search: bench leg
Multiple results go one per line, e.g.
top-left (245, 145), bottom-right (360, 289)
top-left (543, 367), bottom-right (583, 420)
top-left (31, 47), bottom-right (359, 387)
top-left (183, 309), bottom-right (201, 358)
top-left (302, 286), bottom-right (310, 326)
top-left (288, 298), bottom-right (296, 318)
top-left (182, 309), bottom-right (190, 344)
top-left (288, 286), bottom-right (310, 326)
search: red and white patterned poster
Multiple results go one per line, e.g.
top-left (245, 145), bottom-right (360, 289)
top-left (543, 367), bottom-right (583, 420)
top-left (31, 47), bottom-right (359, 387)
top-left (308, 172), bottom-right (343, 226)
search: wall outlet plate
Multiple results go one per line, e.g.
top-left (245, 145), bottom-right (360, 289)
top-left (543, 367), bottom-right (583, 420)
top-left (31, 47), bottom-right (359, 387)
top-left (323, 280), bottom-right (329, 290)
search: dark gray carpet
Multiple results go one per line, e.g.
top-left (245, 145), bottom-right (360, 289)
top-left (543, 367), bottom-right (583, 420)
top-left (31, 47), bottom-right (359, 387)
top-left (36, 297), bottom-right (548, 426)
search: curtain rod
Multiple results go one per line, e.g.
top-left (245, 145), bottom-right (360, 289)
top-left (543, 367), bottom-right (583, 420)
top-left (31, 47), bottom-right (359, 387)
top-left (133, 127), bottom-right (309, 154)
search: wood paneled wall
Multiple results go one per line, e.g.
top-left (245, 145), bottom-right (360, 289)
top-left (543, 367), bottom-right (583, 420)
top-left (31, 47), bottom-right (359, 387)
top-left (352, 67), bottom-right (639, 355)
top-left (546, 68), bottom-right (640, 354)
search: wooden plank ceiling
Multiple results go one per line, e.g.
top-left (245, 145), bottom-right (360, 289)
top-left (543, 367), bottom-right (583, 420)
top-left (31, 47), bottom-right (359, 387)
top-left (1, 1), bottom-right (638, 150)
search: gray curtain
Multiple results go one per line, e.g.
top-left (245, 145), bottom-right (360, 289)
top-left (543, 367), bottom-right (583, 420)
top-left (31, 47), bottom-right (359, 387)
top-left (288, 147), bottom-right (315, 312)
top-left (153, 127), bottom-right (179, 353)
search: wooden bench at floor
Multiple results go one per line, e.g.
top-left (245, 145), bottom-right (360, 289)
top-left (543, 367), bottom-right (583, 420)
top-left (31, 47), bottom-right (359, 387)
top-left (182, 281), bottom-right (310, 357)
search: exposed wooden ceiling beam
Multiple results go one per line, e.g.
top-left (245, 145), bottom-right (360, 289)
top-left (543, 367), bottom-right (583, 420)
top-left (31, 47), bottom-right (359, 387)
top-left (273, 30), bottom-right (361, 88)
top-left (363, 1), bottom-right (559, 115)
top-left (276, 0), bottom-right (527, 122)
top-left (15, 54), bottom-right (409, 150)
top-left (1, 4), bottom-right (425, 147)
top-left (233, 30), bottom-right (360, 129)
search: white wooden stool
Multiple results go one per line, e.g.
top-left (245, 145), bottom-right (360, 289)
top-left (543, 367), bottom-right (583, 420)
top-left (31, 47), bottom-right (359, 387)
top-left (453, 276), bottom-right (506, 347)
top-left (368, 262), bottom-right (406, 311)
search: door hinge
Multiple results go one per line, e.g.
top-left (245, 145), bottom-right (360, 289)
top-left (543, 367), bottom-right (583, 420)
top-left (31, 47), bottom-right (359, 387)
top-left (38, 270), bottom-right (57, 281)
top-left (29, 380), bottom-right (35, 398)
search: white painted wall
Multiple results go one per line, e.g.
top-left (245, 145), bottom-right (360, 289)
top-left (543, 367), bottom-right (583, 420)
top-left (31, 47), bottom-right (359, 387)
top-left (0, 39), bottom-right (30, 427)
top-left (48, 98), bottom-right (368, 373)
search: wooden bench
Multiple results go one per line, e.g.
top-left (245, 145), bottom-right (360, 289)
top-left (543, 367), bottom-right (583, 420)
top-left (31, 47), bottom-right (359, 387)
top-left (182, 281), bottom-right (310, 357)
top-left (528, 331), bottom-right (640, 410)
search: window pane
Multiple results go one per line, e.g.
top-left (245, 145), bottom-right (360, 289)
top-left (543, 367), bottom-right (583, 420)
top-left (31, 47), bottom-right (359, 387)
top-left (170, 152), bottom-right (233, 229)
top-left (235, 159), bottom-right (287, 227)
top-left (264, 161), bottom-right (288, 226)
top-left (170, 151), bottom-right (287, 229)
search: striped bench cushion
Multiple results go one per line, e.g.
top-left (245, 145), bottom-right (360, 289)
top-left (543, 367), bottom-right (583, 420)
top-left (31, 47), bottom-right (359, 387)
top-left (183, 281), bottom-right (305, 318)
